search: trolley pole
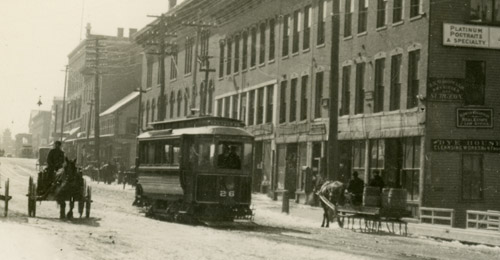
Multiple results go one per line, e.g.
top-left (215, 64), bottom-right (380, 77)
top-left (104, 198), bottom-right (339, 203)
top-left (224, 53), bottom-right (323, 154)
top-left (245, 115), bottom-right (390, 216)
top-left (327, 0), bottom-right (341, 180)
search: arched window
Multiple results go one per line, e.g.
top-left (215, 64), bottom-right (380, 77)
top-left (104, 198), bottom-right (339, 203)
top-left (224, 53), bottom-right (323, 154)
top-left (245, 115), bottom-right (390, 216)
top-left (167, 94), bottom-right (169, 120)
top-left (184, 88), bottom-right (190, 116)
top-left (177, 90), bottom-right (182, 117)
top-left (200, 81), bottom-right (207, 114)
top-left (140, 101), bottom-right (145, 130)
top-left (146, 100), bottom-right (150, 126)
top-left (151, 98), bottom-right (156, 123)
top-left (208, 80), bottom-right (214, 114)
top-left (162, 95), bottom-right (167, 121)
top-left (170, 91), bottom-right (175, 119)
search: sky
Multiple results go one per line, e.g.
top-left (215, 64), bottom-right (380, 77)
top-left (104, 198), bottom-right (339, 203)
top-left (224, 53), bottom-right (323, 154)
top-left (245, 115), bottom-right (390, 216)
top-left (0, 0), bottom-right (185, 136)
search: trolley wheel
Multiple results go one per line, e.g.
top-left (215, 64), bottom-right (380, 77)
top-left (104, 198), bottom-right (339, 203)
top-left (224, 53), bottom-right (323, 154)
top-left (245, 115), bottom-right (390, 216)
top-left (27, 177), bottom-right (37, 217)
top-left (4, 179), bottom-right (9, 217)
top-left (85, 186), bottom-right (92, 218)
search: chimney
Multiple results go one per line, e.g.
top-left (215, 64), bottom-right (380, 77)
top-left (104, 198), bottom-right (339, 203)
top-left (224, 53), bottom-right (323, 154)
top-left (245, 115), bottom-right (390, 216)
top-left (117, 27), bottom-right (124, 38)
top-left (86, 23), bottom-right (92, 37)
top-left (129, 28), bottom-right (138, 38)
top-left (169, 0), bottom-right (177, 9)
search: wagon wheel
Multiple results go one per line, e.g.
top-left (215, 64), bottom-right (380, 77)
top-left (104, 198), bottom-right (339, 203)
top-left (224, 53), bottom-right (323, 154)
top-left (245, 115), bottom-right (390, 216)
top-left (78, 179), bottom-right (86, 217)
top-left (85, 186), bottom-right (92, 218)
top-left (27, 177), bottom-right (37, 217)
top-left (4, 179), bottom-right (9, 217)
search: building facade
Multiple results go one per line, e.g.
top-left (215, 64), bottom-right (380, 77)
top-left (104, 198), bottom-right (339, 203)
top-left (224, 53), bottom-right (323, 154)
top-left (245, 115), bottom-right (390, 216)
top-left (29, 110), bottom-right (52, 157)
top-left (135, 0), bottom-right (500, 227)
top-left (97, 92), bottom-right (139, 168)
top-left (64, 24), bottom-right (142, 166)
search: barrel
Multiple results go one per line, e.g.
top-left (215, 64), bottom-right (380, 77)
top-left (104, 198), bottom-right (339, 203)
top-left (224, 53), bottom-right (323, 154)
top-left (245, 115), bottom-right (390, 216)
top-left (387, 188), bottom-right (407, 209)
top-left (362, 186), bottom-right (381, 207)
top-left (381, 188), bottom-right (390, 208)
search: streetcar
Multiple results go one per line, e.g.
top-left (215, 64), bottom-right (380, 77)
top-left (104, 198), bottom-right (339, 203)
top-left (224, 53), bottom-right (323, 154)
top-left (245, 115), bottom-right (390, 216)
top-left (135, 116), bottom-right (254, 222)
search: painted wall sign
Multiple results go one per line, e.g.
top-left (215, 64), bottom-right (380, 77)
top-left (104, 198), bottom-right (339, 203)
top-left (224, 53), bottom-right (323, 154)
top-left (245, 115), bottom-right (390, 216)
top-left (443, 23), bottom-right (500, 49)
top-left (428, 78), bottom-right (464, 101)
top-left (432, 139), bottom-right (500, 153)
top-left (456, 108), bottom-right (493, 128)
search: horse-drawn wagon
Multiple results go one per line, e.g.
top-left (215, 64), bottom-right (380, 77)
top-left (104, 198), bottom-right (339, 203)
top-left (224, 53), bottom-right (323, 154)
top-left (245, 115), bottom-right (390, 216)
top-left (27, 158), bottom-right (92, 219)
top-left (318, 182), bottom-right (411, 235)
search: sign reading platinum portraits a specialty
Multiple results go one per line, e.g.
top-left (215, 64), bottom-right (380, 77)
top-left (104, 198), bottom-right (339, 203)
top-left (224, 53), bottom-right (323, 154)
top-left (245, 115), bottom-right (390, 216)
top-left (428, 78), bottom-right (464, 102)
top-left (443, 23), bottom-right (500, 49)
top-left (456, 108), bottom-right (493, 128)
top-left (432, 139), bottom-right (500, 153)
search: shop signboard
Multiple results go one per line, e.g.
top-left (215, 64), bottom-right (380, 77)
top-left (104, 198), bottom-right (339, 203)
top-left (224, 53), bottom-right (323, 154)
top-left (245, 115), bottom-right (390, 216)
top-left (443, 23), bottom-right (500, 49)
top-left (456, 108), bottom-right (493, 128)
top-left (432, 139), bottom-right (500, 153)
top-left (428, 78), bottom-right (464, 102)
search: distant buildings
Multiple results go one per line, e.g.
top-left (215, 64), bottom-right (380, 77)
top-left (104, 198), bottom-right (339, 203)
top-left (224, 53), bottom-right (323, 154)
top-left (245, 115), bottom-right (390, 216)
top-left (29, 110), bottom-right (51, 156)
top-left (15, 133), bottom-right (32, 158)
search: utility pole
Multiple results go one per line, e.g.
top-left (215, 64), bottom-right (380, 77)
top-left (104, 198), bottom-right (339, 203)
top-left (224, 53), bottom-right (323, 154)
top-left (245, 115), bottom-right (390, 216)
top-left (145, 14), bottom-right (177, 121)
top-left (199, 55), bottom-right (215, 115)
top-left (86, 36), bottom-right (107, 170)
top-left (60, 66), bottom-right (69, 142)
top-left (181, 21), bottom-right (217, 111)
top-left (328, 1), bottom-right (341, 181)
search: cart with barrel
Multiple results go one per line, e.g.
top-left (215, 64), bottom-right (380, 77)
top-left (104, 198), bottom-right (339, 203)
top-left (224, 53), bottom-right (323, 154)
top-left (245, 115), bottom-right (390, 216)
top-left (335, 187), bottom-right (411, 235)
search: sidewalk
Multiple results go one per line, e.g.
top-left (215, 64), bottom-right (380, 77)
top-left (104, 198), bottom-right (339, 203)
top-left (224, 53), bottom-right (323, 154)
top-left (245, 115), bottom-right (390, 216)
top-left (252, 193), bottom-right (500, 247)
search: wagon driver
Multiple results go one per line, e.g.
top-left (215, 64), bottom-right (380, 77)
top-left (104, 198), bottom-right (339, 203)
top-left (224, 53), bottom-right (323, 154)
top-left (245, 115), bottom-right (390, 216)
top-left (46, 141), bottom-right (65, 182)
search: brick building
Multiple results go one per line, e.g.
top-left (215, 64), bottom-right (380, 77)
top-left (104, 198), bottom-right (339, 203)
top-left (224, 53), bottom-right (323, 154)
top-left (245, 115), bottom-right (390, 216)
top-left (63, 24), bottom-right (142, 166)
top-left (135, 0), bottom-right (500, 227)
top-left (337, 0), bottom-right (500, 226)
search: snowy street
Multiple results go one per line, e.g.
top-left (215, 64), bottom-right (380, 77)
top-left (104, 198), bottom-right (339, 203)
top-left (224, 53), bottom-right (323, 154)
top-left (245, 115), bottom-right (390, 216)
top-left (1, 157), bottom-right (499, 260)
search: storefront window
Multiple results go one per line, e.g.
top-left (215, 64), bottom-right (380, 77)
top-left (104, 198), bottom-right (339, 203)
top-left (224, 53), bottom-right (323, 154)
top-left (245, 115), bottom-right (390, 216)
top-left (369, 139), bottom-right (385, 178)
top-left (462, 154), bottom-right (483, 200)
top-left (352, 140), bottom-right (366, 181)
top-left (402, 137), bottom-right (421, 201)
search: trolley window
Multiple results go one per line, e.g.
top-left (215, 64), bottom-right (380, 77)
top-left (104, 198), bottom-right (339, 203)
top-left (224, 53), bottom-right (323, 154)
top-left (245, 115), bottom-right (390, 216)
top-left (190, 141), bottom-right (215, 169)
top-left (139, 139), bottom-right (181, 166)
top-left (216, 141), bottom-right (252, 170)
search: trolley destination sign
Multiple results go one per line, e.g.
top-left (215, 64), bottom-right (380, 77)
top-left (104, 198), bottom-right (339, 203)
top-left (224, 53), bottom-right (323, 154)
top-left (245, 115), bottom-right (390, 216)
top-left (432, 139), bottom-right (500, 153)
top-left (456, 108), bottom-right (493, 128)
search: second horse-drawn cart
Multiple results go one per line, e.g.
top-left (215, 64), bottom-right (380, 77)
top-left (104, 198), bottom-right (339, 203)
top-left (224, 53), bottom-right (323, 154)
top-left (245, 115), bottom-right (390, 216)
top-left (320, 186), bottom-right (411, 235)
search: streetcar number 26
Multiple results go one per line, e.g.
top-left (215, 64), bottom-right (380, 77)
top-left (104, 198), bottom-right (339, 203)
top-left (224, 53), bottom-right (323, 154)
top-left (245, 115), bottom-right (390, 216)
top-left (220, 191), bottom-right (235, 197)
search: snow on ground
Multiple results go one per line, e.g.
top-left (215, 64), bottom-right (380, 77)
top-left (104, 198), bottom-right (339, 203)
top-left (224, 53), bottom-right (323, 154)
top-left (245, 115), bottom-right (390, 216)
top-left (0, 220), bottom-right (90, 260)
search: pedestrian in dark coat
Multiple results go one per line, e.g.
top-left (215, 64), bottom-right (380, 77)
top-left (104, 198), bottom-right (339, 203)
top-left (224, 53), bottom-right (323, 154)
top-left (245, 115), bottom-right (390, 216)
top-left (369, 170), bottom-right (385, 191)
top-left (347, 171), bottom-right (364, 206)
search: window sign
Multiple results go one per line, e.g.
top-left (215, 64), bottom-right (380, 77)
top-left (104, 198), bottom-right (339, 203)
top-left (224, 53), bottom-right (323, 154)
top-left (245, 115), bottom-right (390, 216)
top-left (456, 108), bottom-right (493, 128)
top-left (443, 23), bottom-right (500, 49)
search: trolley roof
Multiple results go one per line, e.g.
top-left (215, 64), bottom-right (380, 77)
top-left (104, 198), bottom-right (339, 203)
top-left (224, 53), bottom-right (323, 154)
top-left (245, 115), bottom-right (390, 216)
top-left (138, 116), bottom-right (252, 140)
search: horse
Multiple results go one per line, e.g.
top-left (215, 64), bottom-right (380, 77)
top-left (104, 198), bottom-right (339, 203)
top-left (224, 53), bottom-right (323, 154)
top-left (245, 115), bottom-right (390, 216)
top-left (53, 158), bottom-right (84, 219)
top-left (316, 180), bottom-right (346, 228)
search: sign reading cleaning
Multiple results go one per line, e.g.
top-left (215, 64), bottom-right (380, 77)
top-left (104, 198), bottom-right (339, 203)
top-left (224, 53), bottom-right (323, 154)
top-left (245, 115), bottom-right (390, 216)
top-left (443, 23), bottom-right (500, 49)
top-left (432, 139), bottom-right (500, 153)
